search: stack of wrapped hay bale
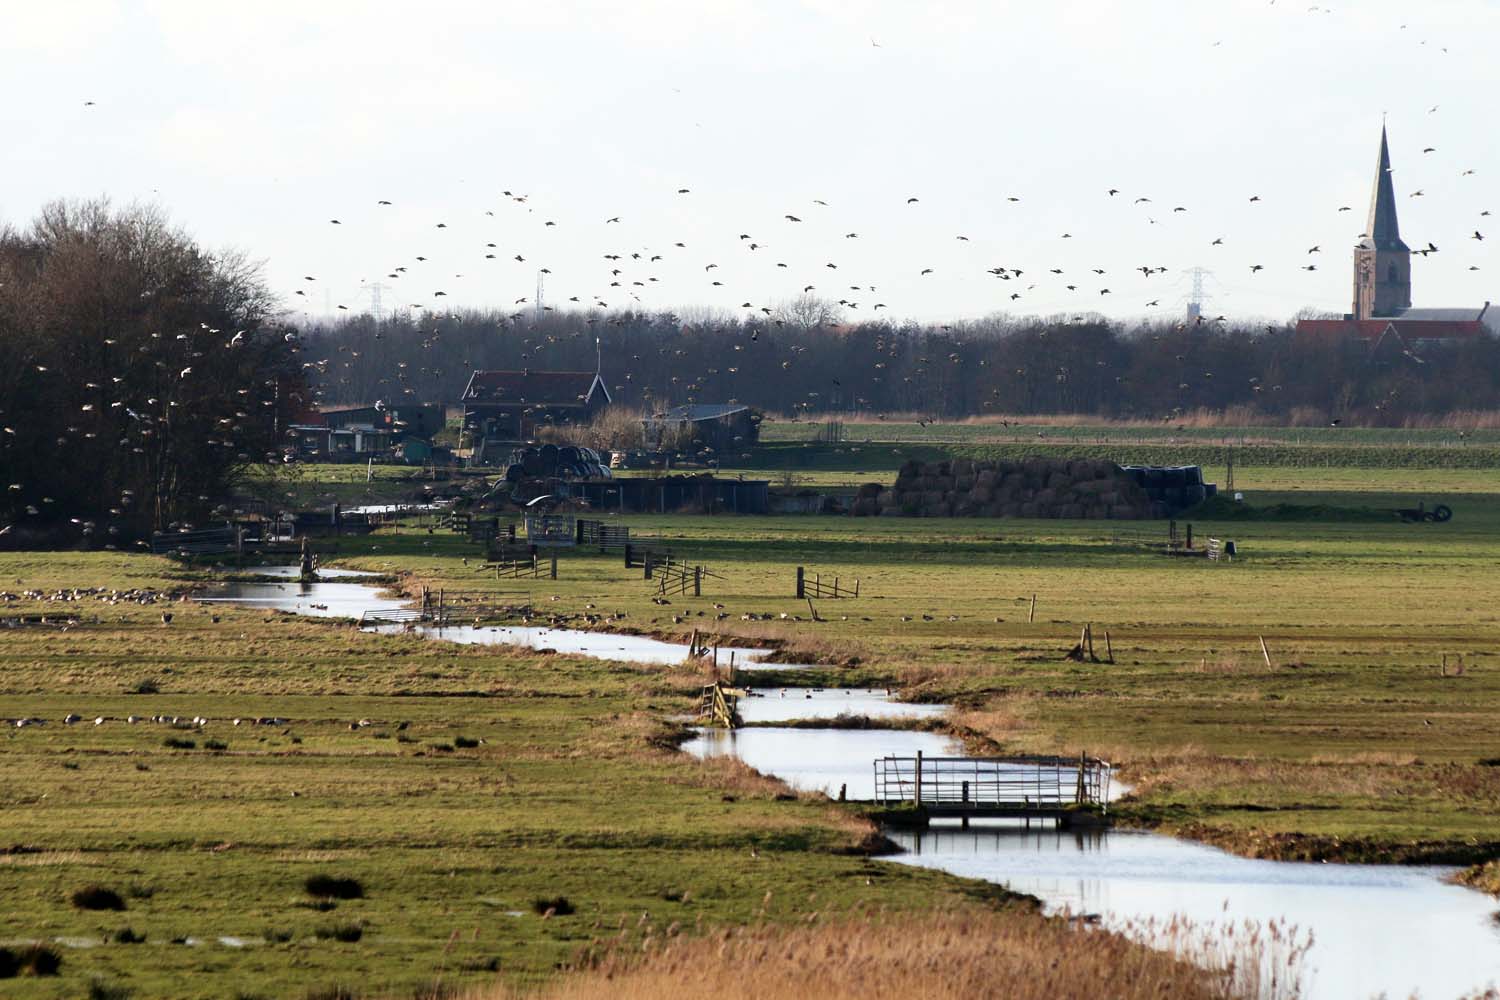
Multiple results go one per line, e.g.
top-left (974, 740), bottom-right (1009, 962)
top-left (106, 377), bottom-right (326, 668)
top-left (853, 457), bottom-right (1158, 519)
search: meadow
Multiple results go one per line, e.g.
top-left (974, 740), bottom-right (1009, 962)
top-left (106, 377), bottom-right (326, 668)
top-left (3, 451), bottom-right (1499, 997)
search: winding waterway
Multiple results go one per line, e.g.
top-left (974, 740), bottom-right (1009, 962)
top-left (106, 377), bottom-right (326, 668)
top-left (206, 572), bottom-right (1500, 999)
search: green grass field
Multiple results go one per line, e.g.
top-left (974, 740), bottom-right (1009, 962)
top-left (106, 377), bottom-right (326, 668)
top-left (4, 450), bottom-right (1500, 997)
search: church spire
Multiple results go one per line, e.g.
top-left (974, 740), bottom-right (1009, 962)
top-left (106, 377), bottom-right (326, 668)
top-left (1352, 123), bottom-right (1412, 319)
top-left (1363, 124), bottom-right (1408, 252)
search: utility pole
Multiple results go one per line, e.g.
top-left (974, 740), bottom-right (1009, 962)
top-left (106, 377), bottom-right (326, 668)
top-left (360, 281), bottom-right (391, 319)
top-left (1181, 267), bottom-right (1212, 324)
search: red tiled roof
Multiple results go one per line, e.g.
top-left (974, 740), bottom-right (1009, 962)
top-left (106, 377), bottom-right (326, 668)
top-left (462, 370), bottom-right (608, 406)
top-left (1295, 318), bottom-right (1487, 342)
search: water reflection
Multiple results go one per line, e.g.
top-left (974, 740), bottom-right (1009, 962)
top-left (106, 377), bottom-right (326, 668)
top-left (735, 688), bottom-right (949, 724)
top-left (198, 581), bottom-right (407, 619)
top-left (888, 825), bottom-right (1500, 1000)
top-left (683, 727), bottom-right (957, 800)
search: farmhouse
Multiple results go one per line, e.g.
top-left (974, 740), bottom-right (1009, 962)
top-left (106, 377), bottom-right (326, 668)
top-left (461, 369), bottom-right (611, 462)
top-left (1296, 126), bottom-right (1498, 352)
top-left (287, 403), bottom-right (444, 461)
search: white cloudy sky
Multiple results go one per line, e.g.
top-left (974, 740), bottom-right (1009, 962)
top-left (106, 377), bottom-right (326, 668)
top-left (2, 0), bottom-right (1495, 325)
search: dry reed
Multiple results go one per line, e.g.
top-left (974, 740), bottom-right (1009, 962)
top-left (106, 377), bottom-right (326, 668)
top-left (470, 907), bottom-right (1307, 1000)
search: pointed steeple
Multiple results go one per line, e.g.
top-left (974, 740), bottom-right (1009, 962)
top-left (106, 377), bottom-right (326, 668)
top-left (1362, 125), bottom-right (1409, 252)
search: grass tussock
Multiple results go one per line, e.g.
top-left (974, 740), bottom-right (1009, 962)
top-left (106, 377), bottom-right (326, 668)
top-left (0, 943), bottom-right (63, 978)
top-left (88, 976), bottom-right (133, 999)
top-left (305, 874), bottom-right (365, 900)
top-left (476, 909), bottom-right (1305, 1000)
top-left (531, 896), bottom-right (575, 917)
top-left (162, 736), bottom-right (196, 750)
top-left (313, 922), bottom-right (365, 943)
top-left (71, 885), bottom-right (126, 911)
top-left (1455, 860), bottom-right (1500, 896)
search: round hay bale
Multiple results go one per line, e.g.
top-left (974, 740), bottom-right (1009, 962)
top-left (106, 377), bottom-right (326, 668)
top-left (1020, 501), bottom-right (1039, 518)
top-left (975, 469), bottom-right (998, 488)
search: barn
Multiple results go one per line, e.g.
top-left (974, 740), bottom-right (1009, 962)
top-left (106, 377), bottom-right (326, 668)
top-left (461, 369), bottom-right (611, 463)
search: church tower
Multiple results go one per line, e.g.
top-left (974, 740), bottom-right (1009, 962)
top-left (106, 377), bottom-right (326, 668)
top-left (1352, 125), bottom-right (1412, 319)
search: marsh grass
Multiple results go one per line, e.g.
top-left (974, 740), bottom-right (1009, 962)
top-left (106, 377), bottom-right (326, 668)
top-left (479, 909), bottom-right (1305, 1000)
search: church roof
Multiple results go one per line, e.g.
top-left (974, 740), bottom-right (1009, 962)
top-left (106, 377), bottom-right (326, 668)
top-left (1358, 125), bottom-right (1409, 253)
top-left (1383, 307), bottom-right (1487, 323)
top-left (1295, 316), bottom-right (1489, 344)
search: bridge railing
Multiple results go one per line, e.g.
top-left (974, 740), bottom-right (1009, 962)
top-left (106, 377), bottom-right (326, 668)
top-left (873, 754), bottom-right (1111, 810)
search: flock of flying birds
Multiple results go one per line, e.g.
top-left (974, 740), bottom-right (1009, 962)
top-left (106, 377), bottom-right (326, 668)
top-left (291, 159), bottom-right (1491, 325)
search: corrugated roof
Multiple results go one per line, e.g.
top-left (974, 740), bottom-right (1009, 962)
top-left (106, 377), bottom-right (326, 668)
top-left (462, 370), bottom-right (609, 406)
top-left (656, 404), bottom-right (748, 422)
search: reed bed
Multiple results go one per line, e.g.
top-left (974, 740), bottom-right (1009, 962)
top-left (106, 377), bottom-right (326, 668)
top-left (473, 908), bottom-right (1307, 1000)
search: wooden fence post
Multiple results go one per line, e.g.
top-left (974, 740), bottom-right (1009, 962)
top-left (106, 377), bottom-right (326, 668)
top-left (1104, 630), bottom-right (1114, 664)
top-left (796, 566), bottom-right (805, 599)
top-left (915, 749), bottom-right (923, 806)
top-left (1259, 635), bottom-right (1273, 669)
top-left (550, 553), bottom-right (558, 580)
top-left (1186, 523), bottom-right (1194, 550)
top-left (693, 566), bottom-right (701, 597)
top-left (1028, 593), bottom-right (1036, 623)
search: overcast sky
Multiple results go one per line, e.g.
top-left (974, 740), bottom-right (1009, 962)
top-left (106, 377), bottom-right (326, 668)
top-left (2, 0), bottom-right (1495, 326)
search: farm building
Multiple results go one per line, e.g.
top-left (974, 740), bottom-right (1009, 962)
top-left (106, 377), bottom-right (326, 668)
top-left (560, 476), bottom-right (769, 514)
top-left (1295, 126), bottom-right (1498, 352)
top-left (462, 369), bottom-right (611, 463)
top-left (287, 403), bottom-right (444, 461)
top-left (645, 403), bottom-right (761, 456)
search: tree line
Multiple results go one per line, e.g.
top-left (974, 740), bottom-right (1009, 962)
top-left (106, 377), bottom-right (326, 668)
top-left (298, 302), bottom-right (1500, 425)
top-left (0, 201), bottom-right (307, 542)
